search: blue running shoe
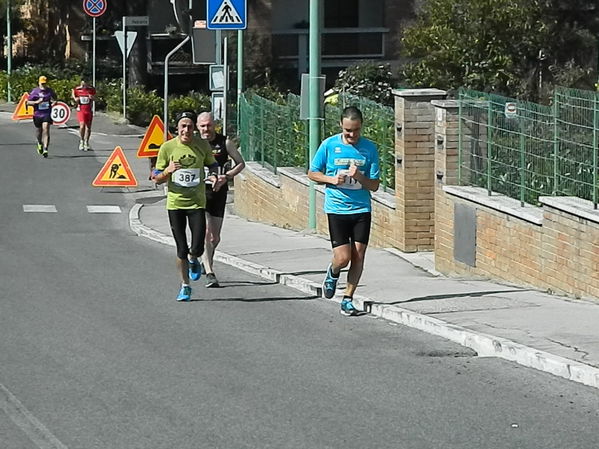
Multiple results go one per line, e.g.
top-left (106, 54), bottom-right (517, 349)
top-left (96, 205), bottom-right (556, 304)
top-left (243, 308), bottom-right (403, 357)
top-left (340, 298), bottom-right (358, 316)
top-left (322, 263), bottom-right (339, 299)
top-left (189, 259), bottom-right (201, 281)
top-left (176, 285), bottom-right (192, 301)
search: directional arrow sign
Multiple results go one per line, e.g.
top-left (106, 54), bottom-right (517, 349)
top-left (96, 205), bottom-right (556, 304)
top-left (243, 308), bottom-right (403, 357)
top-left (114, 31), bottom-right (137, 58)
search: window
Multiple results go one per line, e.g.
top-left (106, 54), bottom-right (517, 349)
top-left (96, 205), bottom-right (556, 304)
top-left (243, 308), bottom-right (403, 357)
top-left (324, 0), bottom-right (359, 28)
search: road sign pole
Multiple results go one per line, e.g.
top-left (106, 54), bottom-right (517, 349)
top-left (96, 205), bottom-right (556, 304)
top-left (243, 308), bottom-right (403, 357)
top-left (122, 20), bottom-right (127, 119)
top-left (215, 30), bottom-right (222, 64)
top-left (223, 36), bottom-right (228, 135)
top-left (92, 17), bottom-right (96, 112)
top-left (7, 0), bottom-right (12, 102)
top-left (237, 29), bottom-right (243, 132)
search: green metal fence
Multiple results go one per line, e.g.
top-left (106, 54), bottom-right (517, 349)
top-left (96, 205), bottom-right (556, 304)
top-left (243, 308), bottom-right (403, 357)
top-left (239, 92), bottom-right (395, 191)
top-left (458, 88), bottom-right (599, 207)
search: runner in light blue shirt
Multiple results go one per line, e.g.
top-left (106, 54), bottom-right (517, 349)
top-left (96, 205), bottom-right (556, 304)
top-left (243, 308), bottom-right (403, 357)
top-left (308, 106), bottom-right (380, 316)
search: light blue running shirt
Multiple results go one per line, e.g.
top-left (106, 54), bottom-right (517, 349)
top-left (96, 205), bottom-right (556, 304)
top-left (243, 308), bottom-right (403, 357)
top-left (310, 133), bottom-right (380, 214)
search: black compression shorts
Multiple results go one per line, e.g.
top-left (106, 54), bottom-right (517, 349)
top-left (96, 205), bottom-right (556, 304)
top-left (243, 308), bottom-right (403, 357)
top-left (327, 212), bottom-right (372, 248)
top-left (168, 209), bottom-right (206, 259)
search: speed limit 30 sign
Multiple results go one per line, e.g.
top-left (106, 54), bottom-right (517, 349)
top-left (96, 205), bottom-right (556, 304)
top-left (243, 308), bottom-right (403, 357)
top-left (51, 101), bottom-right (71, 126)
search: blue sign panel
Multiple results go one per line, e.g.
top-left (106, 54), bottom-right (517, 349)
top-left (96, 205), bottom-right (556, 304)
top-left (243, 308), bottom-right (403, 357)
top-left (207, 0), bottom-right (246, 30)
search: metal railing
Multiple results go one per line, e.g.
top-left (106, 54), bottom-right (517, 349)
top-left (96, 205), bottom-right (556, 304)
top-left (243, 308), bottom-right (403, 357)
top-left (458, 87), bottom-right (599, 208)
top-left (239, 92), bottom-right (395, 191)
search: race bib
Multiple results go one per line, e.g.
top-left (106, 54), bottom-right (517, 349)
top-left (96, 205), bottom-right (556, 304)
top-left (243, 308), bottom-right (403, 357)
top-left (79, 96), bottom-right (90, 105)
top-left (39, 102), bottom-right (50, 110)
top-left (338, 169), bottom-right (362, 190)
top-left (173, 168), bottom-right (200, 187)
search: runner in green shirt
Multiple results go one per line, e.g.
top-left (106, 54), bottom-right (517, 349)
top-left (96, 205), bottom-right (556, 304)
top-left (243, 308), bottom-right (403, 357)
top-left (152, 111), bottom-right (226, 301)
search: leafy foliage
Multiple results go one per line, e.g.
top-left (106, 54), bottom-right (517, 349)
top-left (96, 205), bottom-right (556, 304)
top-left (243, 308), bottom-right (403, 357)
top-left (401, 0), bottom-right (599, 100)
top-left (333, 62), bottom-right (397, 106)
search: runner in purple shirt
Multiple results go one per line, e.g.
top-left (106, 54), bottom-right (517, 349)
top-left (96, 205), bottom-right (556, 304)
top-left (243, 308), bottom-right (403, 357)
top-left (27, 75), bottom-right (57, 158)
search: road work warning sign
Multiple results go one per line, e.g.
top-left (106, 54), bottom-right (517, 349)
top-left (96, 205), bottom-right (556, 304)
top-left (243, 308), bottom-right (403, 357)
top-left (12, 93), bottom-right (33, 120)
top-left (137, 115), bottom-right (173, 158)
top-left (92, 146), bottom-right (138, 187)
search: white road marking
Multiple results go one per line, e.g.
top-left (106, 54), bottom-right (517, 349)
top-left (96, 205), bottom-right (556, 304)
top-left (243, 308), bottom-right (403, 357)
top-left (0, 382), bottom-right (69, 449)
top-left (87, 205), bottom-right (122, 214)
top-left (23, 205), bottom-right (57, 213)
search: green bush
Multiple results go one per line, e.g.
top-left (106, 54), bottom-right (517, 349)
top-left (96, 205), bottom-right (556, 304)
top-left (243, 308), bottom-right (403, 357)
top-left (95, 79), bottom-right (122, 113)
top-left (245, 84), bottom-right (286, 104)
top-left (127, 86), bottom-right (163, 126)
top-left (167, 91), bottom-right (211, 128)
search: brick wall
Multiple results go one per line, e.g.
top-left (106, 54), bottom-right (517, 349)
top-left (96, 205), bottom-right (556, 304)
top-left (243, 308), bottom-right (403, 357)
top-left (433, 101), bottom-right (599, 300)
top-left (233, 163), bottom-right (402, 249)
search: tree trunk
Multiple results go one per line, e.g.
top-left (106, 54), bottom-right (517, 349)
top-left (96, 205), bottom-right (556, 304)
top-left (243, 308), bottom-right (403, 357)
top-left (127, 0), bottom-right (149, 88)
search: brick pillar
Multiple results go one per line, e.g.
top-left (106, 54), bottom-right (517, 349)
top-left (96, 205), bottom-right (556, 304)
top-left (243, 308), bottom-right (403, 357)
top-left (432, 100), bottom-right (460, 187)
top-left (393, 88), bottom-right (447, 252)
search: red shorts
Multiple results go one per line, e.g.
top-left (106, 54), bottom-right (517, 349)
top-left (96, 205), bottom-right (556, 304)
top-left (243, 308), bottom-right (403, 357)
top-left (77, 110), bottom-right (93, 125)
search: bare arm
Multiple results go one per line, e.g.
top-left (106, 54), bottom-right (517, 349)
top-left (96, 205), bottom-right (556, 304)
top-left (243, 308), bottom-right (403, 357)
top-left (224, 139), bottom-right (245, 179)
top-left (152, 159), bottom-right (179, 185)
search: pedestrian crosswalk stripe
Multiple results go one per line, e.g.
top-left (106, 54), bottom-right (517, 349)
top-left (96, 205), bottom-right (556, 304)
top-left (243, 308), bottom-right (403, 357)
top-left (210, 0), bottom-right (242, 25)
top-left (23, 205), bottom-right (57, 213)
top-left (87, 205), bottom-right (122, 214)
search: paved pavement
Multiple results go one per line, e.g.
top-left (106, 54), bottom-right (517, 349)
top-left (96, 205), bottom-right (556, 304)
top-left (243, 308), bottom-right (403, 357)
top-left (4, 100), bottom-right (599, 390)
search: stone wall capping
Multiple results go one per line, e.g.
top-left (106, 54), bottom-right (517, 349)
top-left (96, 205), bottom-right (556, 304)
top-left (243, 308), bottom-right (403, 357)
top-left (540, 196), bottom-right (599, 225)
top-left (443, 185), bottom-right (544, 225)
top-left (393, 88), bottom-right (447, 98)
top-left (431, 99), bottom-right (460, 109)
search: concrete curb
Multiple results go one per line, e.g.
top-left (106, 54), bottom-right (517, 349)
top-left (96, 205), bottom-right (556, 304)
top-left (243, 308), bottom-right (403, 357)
top-left (129, 203), bottom-right (599, 389)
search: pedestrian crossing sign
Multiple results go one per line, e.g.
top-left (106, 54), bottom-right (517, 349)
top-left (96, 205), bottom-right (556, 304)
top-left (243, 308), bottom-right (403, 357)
top-left (137, 115), bottom-right (173, 158)
top-left (92, 146), bottom-right (138, 187)
top-left (12, 93), bottom-right (33, 121)
top-left (207, 0), bottom-right (246, 30)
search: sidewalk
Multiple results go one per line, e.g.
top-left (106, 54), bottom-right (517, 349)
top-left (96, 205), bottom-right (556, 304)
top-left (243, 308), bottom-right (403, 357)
top-left (131, 192), bottom-right (599, 390)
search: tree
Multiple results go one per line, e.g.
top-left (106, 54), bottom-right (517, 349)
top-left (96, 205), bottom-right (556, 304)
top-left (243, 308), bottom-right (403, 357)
top-left (400, 0), bottom-right (599, 100)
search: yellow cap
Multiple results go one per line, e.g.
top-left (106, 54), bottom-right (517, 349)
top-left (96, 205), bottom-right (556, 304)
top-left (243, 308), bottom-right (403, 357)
top-left (39, 76), bottom-right (48, 84)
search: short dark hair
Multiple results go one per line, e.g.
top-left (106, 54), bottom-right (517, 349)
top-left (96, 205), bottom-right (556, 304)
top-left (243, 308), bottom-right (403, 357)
top-left (176, 110), bottom-right (197, 124)
top-left (340, 106), bottom-right (363, 123)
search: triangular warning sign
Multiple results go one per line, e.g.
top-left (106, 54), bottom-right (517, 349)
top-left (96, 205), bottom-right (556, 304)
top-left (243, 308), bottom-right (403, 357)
top-left (211, 0), bottom-right (242, 25)
top-left (12, 93), bottom-right (33, 121)
top-left (137, 115), bottom-right (173, 158)
top-left (92, 146), bottom-right (138, 187)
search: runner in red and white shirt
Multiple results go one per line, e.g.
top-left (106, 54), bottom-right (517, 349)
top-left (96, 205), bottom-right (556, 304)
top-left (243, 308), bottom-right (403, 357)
top-left (71, 78), bottom-right (96, 151)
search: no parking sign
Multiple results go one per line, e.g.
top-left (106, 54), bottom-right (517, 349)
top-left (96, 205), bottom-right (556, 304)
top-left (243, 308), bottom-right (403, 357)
top-left (83, 0), bottom-right (107, 17)
top-left (51, 102), bottom-right (71, 126)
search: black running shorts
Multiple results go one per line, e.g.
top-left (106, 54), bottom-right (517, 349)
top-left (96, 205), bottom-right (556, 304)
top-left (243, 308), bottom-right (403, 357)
top-left (205, 186), bottom-right (228, 218)
top-left (33, 115), bottom-right (53, 128)
top-left (327, 212), bottom-right (372, 248)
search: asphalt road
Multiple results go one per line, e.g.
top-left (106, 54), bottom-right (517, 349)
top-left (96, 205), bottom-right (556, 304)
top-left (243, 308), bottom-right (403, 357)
top-left (1, 114), bottom-right (599, 449)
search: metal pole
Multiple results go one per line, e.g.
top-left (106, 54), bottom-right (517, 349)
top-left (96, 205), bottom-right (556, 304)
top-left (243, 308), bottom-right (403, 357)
top-left (163, 35), bottom-right (191, 140)
top-left (308, 0), bottom-right (322, 230)
top-left (92, 17), bottom-right (96, 113)
top-left (122, 20), bottom-right (127, 119)
top-left (7, 0), bottom-right (12, 102)
top-left (237, 29), bottom-right (243, 132)
top-left (215, 30), bottom-right (222, 64)
top-left (223, 36), bottom-right (228, 135)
